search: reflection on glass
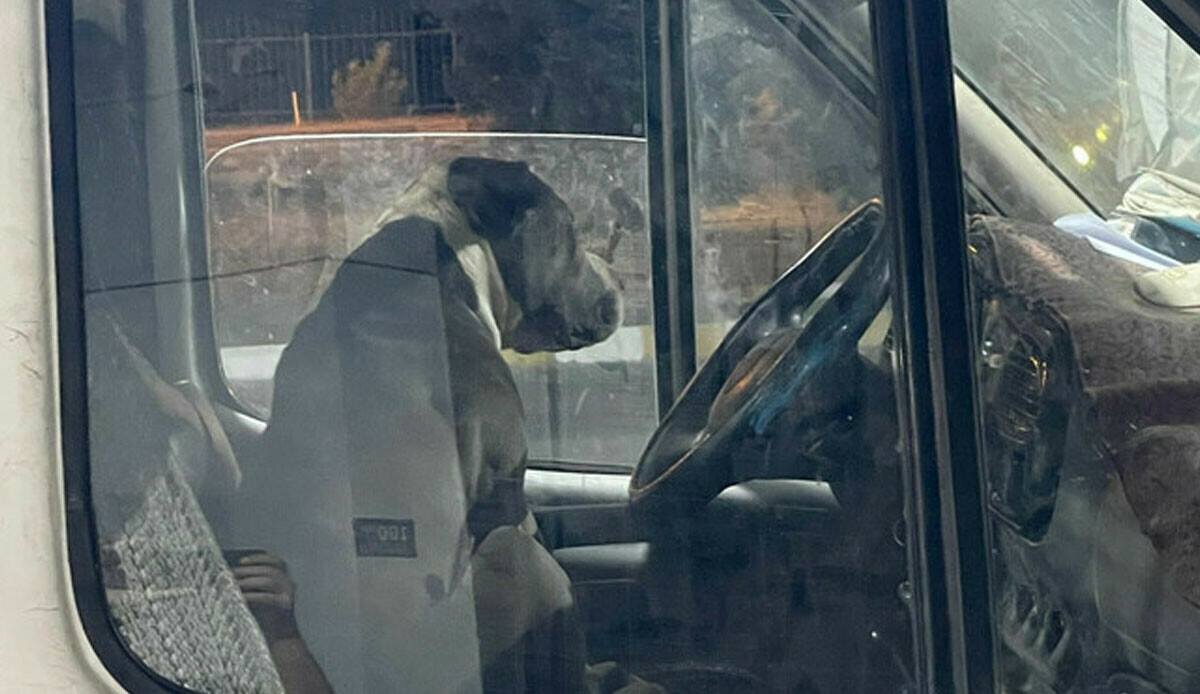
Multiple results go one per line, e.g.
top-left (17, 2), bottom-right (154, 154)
top-left (629, 198), bottom-right (913, 694)
top-left (614, 1), bottom-right (925, 689)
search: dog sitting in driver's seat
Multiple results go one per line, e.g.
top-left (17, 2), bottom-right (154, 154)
top-left (262, 157), bottom-right (660, 693)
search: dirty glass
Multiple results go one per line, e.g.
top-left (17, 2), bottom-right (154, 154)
top-left (207, 135), bottom-right (657, 466)
top-left (198, 0), bottom-right (654, 469)
top-left (950, 0), bottom-right (1200, 220)
top-left (70, 0), bottom-right (926, 692)
top-left (73, 0), bottom-right (345, 691)
top-left (76, 0), bottom-right (655, 692)
top-left (687, 0), bottom-right (880, 363)
top-left (952, 3), bottom-right (1200, 692)
top-left (603, 0), bottom-right (922, 692)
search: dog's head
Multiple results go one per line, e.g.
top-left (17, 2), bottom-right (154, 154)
top-left (447, 157), bottom-right (623, 353)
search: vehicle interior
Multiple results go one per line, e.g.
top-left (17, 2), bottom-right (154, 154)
top-left (63, 0), bottom-right (1200, 692)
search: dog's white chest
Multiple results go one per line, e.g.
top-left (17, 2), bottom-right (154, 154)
top-left (454, 243), bottom-right (509, 349)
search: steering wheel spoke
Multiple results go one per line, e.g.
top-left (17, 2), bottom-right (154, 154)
top-left (630, 200), bottom-right (888, 520)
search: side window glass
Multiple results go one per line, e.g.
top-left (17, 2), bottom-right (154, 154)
top-left (687, 0), bottom-right (880, 361)
top-left (952, 2), bottom-right (1200, 691)
top-left (201, 3), bottom-right (656, 467)
top-left (70, 0), bottom-right (929, 693)
top-left (72, 3), bottom-right (304, 692)
top-left (949, 0), bottom-right (1200, 217)
top-left (208, 136), bottom-right (656, 465)
top-left (76, 1), bottom-right (654, 692)
top-left (622, 2), bottom-right (919, 693)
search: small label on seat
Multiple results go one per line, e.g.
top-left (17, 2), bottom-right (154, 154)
top-left (353, 518), bottom-right (416, 557)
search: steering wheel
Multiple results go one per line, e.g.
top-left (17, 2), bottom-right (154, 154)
top-left (630, 200), bottom-right (889, 519)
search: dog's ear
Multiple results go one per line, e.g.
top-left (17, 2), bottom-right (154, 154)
top-left (446, 157), bottom-right (547, 240)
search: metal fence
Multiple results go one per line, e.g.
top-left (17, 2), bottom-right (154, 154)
top-left (199, 29), bottom-right (456, 126)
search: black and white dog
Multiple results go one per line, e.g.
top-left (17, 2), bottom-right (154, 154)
top-left (260, 157), bottom-right (639, 692)
top-left (363, 156), bottom-right (623, 520)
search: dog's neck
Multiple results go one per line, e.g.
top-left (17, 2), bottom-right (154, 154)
top-left (453, 244), bottom-right (517, 349)
top-left (375, 167), bottom-right (521, 349)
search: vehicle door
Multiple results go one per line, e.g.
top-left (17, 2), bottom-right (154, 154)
top-left (54, 0), bottom-right (989, 692)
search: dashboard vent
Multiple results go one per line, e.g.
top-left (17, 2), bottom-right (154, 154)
top-left (979, 303), bottom-right (1070, 540)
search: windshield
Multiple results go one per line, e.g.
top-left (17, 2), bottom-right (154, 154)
top-left (950, 0), bottom-right (1200, 215)
top-left (780, 0), bottom-right (1200, 226)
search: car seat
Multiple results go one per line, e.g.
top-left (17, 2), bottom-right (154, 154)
top-left (87, 307), bottom-right (286, 693)
top-left (224, 222), bottom-right (484, 694)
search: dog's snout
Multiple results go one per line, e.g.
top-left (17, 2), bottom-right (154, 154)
top-left (595, 294), bottom-right (619, 330)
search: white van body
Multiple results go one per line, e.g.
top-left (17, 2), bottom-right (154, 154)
top-left (0, 2), bottom-right (126, 690)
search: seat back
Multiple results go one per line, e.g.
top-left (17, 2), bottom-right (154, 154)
top-left (88, 308), bottom-right (285, 693)
top-left (219, 221), bottom-right (483, 694)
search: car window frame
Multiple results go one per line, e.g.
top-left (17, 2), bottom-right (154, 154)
top-left (48, 2), bottom-right (220, 692)
top-left (868, 0), bottom-right (993, 688)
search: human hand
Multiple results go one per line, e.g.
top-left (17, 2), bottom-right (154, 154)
top-left (231, 552), bottom-right (301, 642)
